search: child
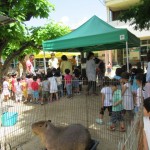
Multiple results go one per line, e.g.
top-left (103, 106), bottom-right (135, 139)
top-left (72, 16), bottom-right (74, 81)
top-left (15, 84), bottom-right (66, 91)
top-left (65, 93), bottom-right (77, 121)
top-left (47, 71), bottom-right (58, 102)
top-left (31, 76), bottom-right (39, 104)
top-left (26, 74), bottom-right (33, 102)
top-left (143, 97), bottom-right (150, 150)
top-left (14, 77), bottom-right (23, 103)
top-left (41, 75), bottom-right (50, 105)
top-left (21, 76), bottom-right (28, 103)
top-left (109, 79), bottom-right (125, 132)
top-left (72, 67), bottom-right (80, 95)
top-left (135, 73), bottom-right (144, 112)
top-left (130, 68), bottom-right (138, 105)
top-left (113, 68), bottom-right (122, 81)
top-left (121, 72), bottom-right (134, 121)
top-left (64, 69), bottom-right (72, 98)
top-left (2, 76), bottom-right (10, 102)
top-left (55, 70), bottom-right (63, 98)
top-left (96, 77), bottom-right (112, 125)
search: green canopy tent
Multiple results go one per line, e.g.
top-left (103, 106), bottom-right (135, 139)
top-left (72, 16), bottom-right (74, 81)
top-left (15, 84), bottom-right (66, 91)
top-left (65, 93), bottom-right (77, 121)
top-left (42, 15), bottom-right (140, 72)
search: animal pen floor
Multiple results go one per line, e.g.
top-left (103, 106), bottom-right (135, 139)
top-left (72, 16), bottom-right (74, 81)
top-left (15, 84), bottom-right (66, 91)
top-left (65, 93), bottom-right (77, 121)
top-left (0, 89), bottom-right (127, 150)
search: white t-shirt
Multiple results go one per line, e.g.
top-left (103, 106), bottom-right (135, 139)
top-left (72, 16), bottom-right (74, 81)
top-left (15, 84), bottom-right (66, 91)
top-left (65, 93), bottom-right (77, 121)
top-left (101, 87), bottom-right (112, 106)
top-left (143, 116), bottom-right (150, 150)
top-left (48, 58), bottom-right (58, 69)
top-left (14, 82), bottom-right (22, 94)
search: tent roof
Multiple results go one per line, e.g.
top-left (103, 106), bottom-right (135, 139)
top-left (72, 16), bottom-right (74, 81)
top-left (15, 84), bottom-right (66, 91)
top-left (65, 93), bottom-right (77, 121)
top-left (42, 15), bottom-right (140, 52)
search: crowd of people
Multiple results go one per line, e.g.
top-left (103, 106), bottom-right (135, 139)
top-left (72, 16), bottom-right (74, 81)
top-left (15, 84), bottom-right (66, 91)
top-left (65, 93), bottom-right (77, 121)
top-left (1, 53), bottom-right (82, 105)
top-left (1, 51), bottom-right (150, 149)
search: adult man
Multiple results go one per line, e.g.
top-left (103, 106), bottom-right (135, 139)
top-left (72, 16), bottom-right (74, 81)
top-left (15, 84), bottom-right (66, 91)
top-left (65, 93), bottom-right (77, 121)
top-left (86, 52), bottom-right (97, 95)
top-left (26, 54), bottom-right (35, 75)
top-left (48, 53), bottom-right (59, 69)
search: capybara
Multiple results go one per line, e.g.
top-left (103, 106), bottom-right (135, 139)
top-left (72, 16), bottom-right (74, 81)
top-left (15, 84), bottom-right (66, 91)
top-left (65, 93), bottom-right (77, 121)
top-left (32, 120), bottom-right (92, 150)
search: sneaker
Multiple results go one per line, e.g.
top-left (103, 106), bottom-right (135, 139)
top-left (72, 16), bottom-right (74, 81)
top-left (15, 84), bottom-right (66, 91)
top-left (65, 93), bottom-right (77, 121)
top-left (95, 118), bottom-right (103, 125)
top-left (108, 126), bottom-right (115, 131)
top-left (119, 127), bottom-right (126, 132)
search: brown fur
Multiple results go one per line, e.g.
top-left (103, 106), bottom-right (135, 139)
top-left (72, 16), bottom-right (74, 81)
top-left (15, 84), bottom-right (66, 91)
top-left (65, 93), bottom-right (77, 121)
top-left (32, 120), bottom-right (92, 150)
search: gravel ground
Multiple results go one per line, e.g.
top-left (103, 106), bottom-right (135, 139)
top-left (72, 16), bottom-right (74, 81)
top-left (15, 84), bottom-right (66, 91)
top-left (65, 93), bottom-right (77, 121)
top-left (0, 87), bottom-right (126, 150)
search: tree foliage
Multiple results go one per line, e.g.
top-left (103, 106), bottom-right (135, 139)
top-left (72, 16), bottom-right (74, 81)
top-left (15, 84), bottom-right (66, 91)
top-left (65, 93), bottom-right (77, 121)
top-left (0, 0), bottom-right (71, 76)
top-left (119, 0), bottom-right (150, 30)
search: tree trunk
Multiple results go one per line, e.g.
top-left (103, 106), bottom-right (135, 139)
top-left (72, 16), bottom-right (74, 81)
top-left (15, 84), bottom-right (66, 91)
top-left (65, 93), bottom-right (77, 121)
top-left (0, 42), bottom-right (32, 87)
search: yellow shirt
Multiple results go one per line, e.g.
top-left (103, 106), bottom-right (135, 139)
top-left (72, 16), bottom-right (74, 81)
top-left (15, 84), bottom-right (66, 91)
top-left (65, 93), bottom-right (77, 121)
top-left (60, 61), bottom-right (72, 75)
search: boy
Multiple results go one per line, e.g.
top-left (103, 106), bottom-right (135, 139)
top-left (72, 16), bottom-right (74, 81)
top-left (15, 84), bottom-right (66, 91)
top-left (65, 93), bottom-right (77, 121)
top-left (31, 76), bottom-right (39, 104)
top-left (109, 79), bottom-right (125, 132)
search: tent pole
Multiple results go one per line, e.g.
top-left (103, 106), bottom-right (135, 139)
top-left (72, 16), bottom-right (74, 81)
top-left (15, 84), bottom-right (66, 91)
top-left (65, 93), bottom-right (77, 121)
top-left (43, 50), bottom-right (47, 74)
top-left (126, 41), bottom-right (129, 72)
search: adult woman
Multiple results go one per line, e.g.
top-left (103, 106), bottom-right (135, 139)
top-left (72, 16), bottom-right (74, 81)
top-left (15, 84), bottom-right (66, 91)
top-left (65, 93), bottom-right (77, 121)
top-left (60, 55), bottom-right (72, 76)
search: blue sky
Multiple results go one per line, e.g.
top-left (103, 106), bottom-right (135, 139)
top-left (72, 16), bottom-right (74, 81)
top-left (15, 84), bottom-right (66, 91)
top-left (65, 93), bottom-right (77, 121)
top-left (25, 0), bottom-right (107, 29)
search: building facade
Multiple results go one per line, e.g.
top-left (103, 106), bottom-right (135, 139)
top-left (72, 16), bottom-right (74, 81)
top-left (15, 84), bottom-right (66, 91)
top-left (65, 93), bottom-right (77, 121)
top-left (103, 0), bottom-right (150, 67)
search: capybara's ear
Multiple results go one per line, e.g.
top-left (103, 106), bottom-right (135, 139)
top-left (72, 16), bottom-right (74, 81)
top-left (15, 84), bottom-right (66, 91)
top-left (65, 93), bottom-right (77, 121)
top-left (48, 120), bottom-right (51, 122)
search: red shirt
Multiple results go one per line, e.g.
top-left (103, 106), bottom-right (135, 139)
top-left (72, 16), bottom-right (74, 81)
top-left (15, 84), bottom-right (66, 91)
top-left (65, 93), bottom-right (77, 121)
top-left (64, 74), bottom-right (72, 84)
top-left (31, 81), bottom-right (39, 91)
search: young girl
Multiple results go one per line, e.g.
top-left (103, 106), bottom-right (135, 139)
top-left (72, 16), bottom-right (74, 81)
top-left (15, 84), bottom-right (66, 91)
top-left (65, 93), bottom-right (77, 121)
top-left (143, 97), bottom-right (150, 150)
top-left (130, 68), bottom-right (138, 105)
top-left (121, 72), bottom-right (134, 121)
top-left (31, 76), bottom-right (39, 104)
top-left (14, 77), bottom-right (23, 103)
top-left (64, 69), bottom-right (73, 98)
top-left (47, 70), bottom-right (58, 102)
top-left (109, 79), bottom-right (125, 132)
top-left (2, 76), bottom-right (10, 102)
top-left (55, 69), bottom-right (63, 98)
top-left (96, 76), bottom-right (112, 125)
top-left (41, 75), bottom-right (50, 105)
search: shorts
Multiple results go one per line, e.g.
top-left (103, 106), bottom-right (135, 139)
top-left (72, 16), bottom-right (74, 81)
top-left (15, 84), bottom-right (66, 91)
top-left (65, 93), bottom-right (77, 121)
top-left (42, 91), bottom-right (49, 99)
top-left (32, 90), bottom-right (39, 99)
top-left (111, 111), bottom-right (124, 124)
top-left (100, 106), bottom-right (112, 116)
top-left (72, 78), bottom-right (79, 88)
top-left (28, 89), bottom-right (33, 95)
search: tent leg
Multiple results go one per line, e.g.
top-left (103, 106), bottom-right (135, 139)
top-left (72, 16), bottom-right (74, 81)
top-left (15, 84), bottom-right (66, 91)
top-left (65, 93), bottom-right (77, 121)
top-left (43, 50), bottom-right (47, 74)
top-left (126, 41), bottom-right (129, 72)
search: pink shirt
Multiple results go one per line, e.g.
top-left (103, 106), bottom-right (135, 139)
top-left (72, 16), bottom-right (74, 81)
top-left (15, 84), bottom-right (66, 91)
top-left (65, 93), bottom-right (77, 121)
top-left (64, 74), bottom-right (72, 85)
top-left (26, 60), bottom-right (35, 74)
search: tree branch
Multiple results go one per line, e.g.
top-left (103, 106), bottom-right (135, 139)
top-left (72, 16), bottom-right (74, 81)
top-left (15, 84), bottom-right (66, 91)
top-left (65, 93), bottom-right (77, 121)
top-left (2, 41), bottom-right (33, 75)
